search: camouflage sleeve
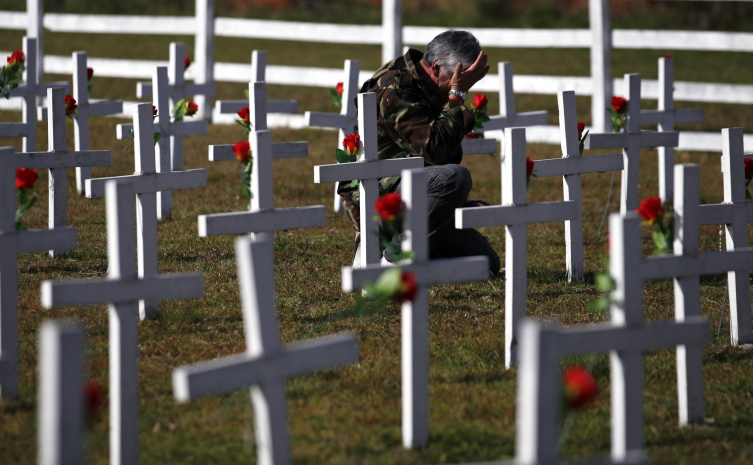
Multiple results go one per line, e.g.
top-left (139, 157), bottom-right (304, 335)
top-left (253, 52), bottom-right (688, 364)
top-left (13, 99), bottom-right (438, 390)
top-left (377, 83), bottom-right (475, 166)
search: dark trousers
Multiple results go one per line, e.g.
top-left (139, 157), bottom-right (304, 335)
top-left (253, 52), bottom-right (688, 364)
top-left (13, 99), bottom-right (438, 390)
top-left (381, 164), bottom-right (501, 274)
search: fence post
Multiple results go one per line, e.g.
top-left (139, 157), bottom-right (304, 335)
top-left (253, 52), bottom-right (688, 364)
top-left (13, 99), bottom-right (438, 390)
top-left (27, 0), bottom-right (43, 90)
top-left (382, 0), bottom-right (403, 64)
top-left (195, 0), bottom-right (214, 120)
top-left (589, 0), bottom-right (612, 132)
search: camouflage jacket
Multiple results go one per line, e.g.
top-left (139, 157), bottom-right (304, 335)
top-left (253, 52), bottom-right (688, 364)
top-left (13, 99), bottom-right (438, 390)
top-left (339, 49), bottom-right (475, 230)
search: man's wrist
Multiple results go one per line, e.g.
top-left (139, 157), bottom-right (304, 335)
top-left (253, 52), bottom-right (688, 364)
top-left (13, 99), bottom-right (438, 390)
top-left (448, 89), bottom-right (467, 101)
top-left (448, 94), bottom-right (464, 103)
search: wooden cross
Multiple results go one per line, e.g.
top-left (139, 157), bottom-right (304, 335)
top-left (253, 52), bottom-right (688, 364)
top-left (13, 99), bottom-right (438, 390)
top-left (480, 62), bottom-right (549, 134)
top-left (314, 92), bottom-right (424, 267)
top-left (214, 50), bottom-right (298, 117)
top-left (455, 127), bottom-right (580, 368)
top-left (15, 87), bottom-right (110, 257)
top-left (41, 180), bottom-right (204, 465)
top-left (0, 147), bottom-right (77, 398)
top-left (38, 321), bottom-right (85, 465)
top-left (200, 81), bottom-right (326, 237)
top-left (697, 128), bottom-right (753, 346)
top-left (342, 168), bottom-right (489, 449)
top-left (585, 73), bottom-right (679, 214)
top-left (117, 66), bottom-right (209, 219)
top-left (0, 37), bottom-right (68, 152)
top-left (37, 51), bottom-right (124, 196)
top-left (87, 103), bottom-right (207, 319)
top-left (173, 233), bottom-right (358, 465)
top-left (529, 90), bottom-right (623, 281)
top-left (640, 56), bottom-right (704, 204)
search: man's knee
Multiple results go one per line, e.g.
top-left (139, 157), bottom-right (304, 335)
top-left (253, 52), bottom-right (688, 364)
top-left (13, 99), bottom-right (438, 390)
top-left (430, 164), bottom-right (472, 199)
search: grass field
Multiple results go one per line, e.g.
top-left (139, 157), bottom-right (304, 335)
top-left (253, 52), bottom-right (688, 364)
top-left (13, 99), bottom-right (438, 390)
top-left (1, 27), bottom-right (753, 464)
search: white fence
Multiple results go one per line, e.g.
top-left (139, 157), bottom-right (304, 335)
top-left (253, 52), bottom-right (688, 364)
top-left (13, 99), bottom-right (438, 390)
top-left (2, 0), bottom-right (753, 151)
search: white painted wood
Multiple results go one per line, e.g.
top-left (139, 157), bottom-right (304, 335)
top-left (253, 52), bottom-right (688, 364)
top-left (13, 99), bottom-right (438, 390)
top-left (209, 142), bottom-right (307, 162)
top-left (342, 169), bottom-right (488, 449)
top-left (38, 321), bottom-right (84, 465)
top-left (585, 74), bottom-right (679, 213)
top-left (41, 180), bottom-right (203, 465)
top-left (589, 0), bottom-right (611, 133)
top-left (382, 0), bottom-right (402, 63)
top-left (173, 234), bottom-right (358, 465)
top-left (87, 170), bottom-right (207, 199)
top-left (194, 0), bottom-right (214, 120)
top-left (27, 0), bottom-right (43, 87)
top-left (481, 62), bottom-right (548, 133)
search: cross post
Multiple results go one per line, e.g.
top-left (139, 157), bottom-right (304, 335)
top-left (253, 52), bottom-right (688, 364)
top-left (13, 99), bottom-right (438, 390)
top-left (481, 62), bottom-right (549, 134)
top-left (585, 73), bottom-right (679, 213)
top-left (41, 180), bottom-right (204, 465)
top-left (342, 168), bottom-right (489, 449)
top-left (173, 234), bottom-right (358, 465)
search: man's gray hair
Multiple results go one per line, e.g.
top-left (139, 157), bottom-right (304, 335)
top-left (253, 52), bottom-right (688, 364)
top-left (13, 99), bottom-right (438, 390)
top-left (422, 30), bottom-right (481, 76)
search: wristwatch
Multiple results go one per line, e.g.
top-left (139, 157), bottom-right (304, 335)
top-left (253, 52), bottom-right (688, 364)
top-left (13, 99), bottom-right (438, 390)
top-left (448, 89), bottom-right (467, 101)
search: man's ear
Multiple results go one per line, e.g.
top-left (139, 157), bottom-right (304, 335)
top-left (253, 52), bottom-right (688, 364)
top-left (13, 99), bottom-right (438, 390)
top-left (430, 61), bottom-right (442, 78)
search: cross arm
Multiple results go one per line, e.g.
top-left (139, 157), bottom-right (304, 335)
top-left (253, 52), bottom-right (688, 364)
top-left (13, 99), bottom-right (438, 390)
top-left (12, 227), bottom-right (77, 254)
top-left (198, 206), bottom-right (327, 237)
top-left (533, 153), bottom-right (623, 178)
top-left (342, 256), bottom-right (489, 292)
top-left (86, 169), bottom-right (207, 198)
top-left (184, 82), bottom-right (217, 97)
top-left (89, 100), bottom-right (125, 117)
top-left (481, 110), bottom-right (549, 132)
top-left (641, 249), bottom-right (753, 280)
top-left (209, 142), bottom-right (308, 162)
top-left (116, 120), bottom-right (208, 139)
top-left (172, 333), bottom-right (359, 402)
top-left (315, 157), bottom-right (425, 184)
top-left (216, 99), bottom-right (298, 115)
top-left (456, 200), bottom-right (580, 229)
top-left (40, 273), bottom-right (204, 309)
top-left (137, 82), bottom-right (217, 99)
top-left (0, 123), bottom-right (30, 138)
top-left (698, 204), bottom-right (735, 226)
top-left (640, 109), bottom-right (704, 125)
top-left (304, 111), bottom-right (353, 130)
top-left (584, 132), bottom-right (627, 150)
top-left (461, 138), bottom-right (498, 155)
top-left (639, 130), bottom-right (679, 148)
top-left (38, 81), bottom-right (70, 96)
top-left (15, 151), bottom-right (111, 169)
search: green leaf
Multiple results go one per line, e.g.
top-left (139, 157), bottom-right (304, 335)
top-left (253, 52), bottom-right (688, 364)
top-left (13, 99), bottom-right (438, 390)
top-left (348, 154), bottom-right (357, 163)
top-left (373, 268), bottom-right (402, 296)
top-left (335, 148), bottom-right (349, 164)
top-left (244, 89), bottom-right (250, 99)
top-left (588, 297), bottom-right (609, 312)
top-left (476, 113), bottom-right (490, 123)
top-left (595, 272), bottom-right (614, 293)
top-left (87, 83), bottom-right (93, 96)
top-left (153, 132), bottom-right (161, 145)
top-left (129, 129), bottom-right (134, 137)
top-left (171, 98), bottom-right (187, 116)
top-left (652, 230), bottom-right (668, 255)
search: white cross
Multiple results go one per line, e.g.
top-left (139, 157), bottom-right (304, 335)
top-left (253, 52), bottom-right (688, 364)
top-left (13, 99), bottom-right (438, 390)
top-left (342, 168), bottom-right (489, 449)
top-left (38, 321), bottom-right (85, 465)
top-left (0, 37), bottom-right (68, 152)
top-left (314, 92), bottom-right (425, 267)
top-left (200, 81), bottom-right (326, 237)
top-left (585, 73), bottom-right (679, 214)
top-left (137, 42), bottom-right (217, 117)
top-left (0, 148), bottom-right (77, 398)
top-left (640, 56), bottom-right (704, 204)
top-left (455, 127), bottom-right (581, 368)
top-left (87, 103), bottom-right (207, 320)
top-left (697, 128), bottom-right (753, 346)
top-left (480, 62), bottom-right (549, 134)
top-left (173, 233), bottom-right (358, 465)
top-left (15, 87), bottom-right (110, 257)
top-left (41, 180), bottom-right (204, 465)
top-left (117, 66), bottom-right (208, 219)
top-left (37, 51), bottom-right (124, 197)
top-left (529, 91), bottom-right (623, 280)
top-left (214, 50), bottom-right (298, 117)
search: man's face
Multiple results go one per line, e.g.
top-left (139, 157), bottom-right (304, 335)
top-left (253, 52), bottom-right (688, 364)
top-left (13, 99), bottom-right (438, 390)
top-left (432, 61), bottom-right (470, 99)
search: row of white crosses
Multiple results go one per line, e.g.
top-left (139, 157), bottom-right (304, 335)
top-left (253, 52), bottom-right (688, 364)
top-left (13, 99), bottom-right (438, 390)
top-left (342, 168), bottom-right (490, 449)
top-left (480, 61), bottom-right (549, 136)
top-left (41, 180), bottom-right (204, 465)
top-left (37, 51), bottom-right (124, 196)
top-left (173, 234), bottom-right (359, 465)
top-left (0, 37), bottom-right (69, 152)
top-left (0, 148), bottom-right (77, 398)
top-left (117, 66), bottom-right (209, 219)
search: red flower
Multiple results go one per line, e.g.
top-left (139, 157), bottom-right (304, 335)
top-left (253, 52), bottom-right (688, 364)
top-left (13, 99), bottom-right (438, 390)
top-left (375, 192), bottom-right (403, 222)
top-left (660, 55), bottom-right (672, 59)
top-left (233, 141), bottom-right (251, 164)
top-left (636, 196), bottom-right (664, 224)
top-left (577, 122), bottom-right (585, 137)
top-left (15, 168), bottom-right (37, 190)
top-left (611, 96), bottom-right (627, 114)
top-left (335, 82), bottom-right (344, 96)
top-left (745, 158), bottom-right (753, 178)
top-left (465, 133), bottom-right (480, 139)
top-left (84, 379), bottom-right (104, 421)
top-left (563, 365), bottom-right (598, 409)
top-left (342, 133), bottom-right (360, 156)
top-left (526, 157), bottom-right (535, 177)
top-left (64, 95), bottom-right (78, 117)
top-left (184, 56), bottom-right (191, 70)
top-left (7, 50), bottom-right (24, 66)
top-left (237, 107), bottom-right (250, 123)
top-left (185, 102), bottom-right (198, 117)
top-left (394, 272), bottom-right (418, 303)
top-left (472, 94), bottom-right (488, 111)
top-left (152, 105), bottom-right (158, 118)
top-left (87, 67), bottom-right (93, 81)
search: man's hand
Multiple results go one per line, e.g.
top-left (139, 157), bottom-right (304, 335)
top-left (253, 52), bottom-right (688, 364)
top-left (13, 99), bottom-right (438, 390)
top-left (450, 51), bottom-right (490, 92)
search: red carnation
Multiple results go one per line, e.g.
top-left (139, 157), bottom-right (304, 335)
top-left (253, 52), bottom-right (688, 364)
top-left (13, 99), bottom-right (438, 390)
top-left (375, 192), bottom-right (403, 222)
top-left (577, 122), bottom-right (585, 137)
top-left (233, 141), bottom-right (251, 164)
top-left (660, 55), bottom-right (672, 60)
top-left (611, 96), bottom-right (627, 114)
top-left (342, 133), bottom-right (360, 156)
top-left (394, 271), bottom-right (418, 303)
top-left (472, 93), bottom-right (488, 111)
top-left (184, 56), bottom-right (191, 70)
top-left (7, 50), bottom-right (24, 66)
top-left (563, 365), bottom-right (598, 409)
top-left (152, 105), bottom-right (158, 118)
top-left (636, 196), bottom-right (664, 224)
top-left (237, 107), bottom-right (250, 123)
top-left (335, 82), bottom-right (344, 96)
top-left (87, 67), bottom-right (93, 81)
top-left (185, 102), bottom-right (198, 117)
top-left (16, 168), bottom-right (37, 190)
top-left (465, 133), bottom-right (480, 139)
top-left (526, 157), bottom-right (535, 177)
top-left (64, 95), bottom-right (78, 117)
top-left (84, 379), bottom-right (105, 421)
top-left (744, 158), bottom-right (753, 178)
